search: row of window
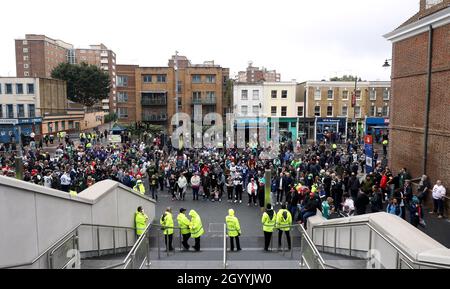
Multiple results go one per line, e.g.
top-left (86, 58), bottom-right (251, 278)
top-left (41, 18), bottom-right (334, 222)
top-left (191, 75), bottom-right (216, 84)
top-left (0, 83), bottom-right (34, 95)
top-left (312, 105), bottom-right (389, 118)
top-left (240, 89), bottom-right (289, 100)
top-left (314, 88), bottom-right (390, 100)
top-left (0, 104), bottom-right (36, 118)
top-left (47, 120), bottom-right (77, 133)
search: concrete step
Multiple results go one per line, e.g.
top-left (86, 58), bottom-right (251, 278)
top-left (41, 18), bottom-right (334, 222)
top-left (320, 252), bottom-right (368, 269)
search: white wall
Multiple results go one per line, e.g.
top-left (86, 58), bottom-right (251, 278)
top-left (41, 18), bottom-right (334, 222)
top-left (0, 177), bottom-right (156, 268)
top-left (0, 77), bottom-right (39, 118)
top-left (233, 83), bottom-right (265, 117)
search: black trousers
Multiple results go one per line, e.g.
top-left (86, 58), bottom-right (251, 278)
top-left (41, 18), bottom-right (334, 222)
top-left (229, 236), bottom-right (241, 251)
top-left (227, 186), bottom-right (234, 200)
top-left (194, 237), bottom-right (201, 251)
top-left (277, 189), bottom-right (284, 203)
top-left (278, 230), bottom-right (291, 249)
top-left (164, 234), bottom-right (174, 251)
top-left (182, 233), bottom-right (191, 250)
top-left (264, 231), bottom-right (272, 251)
top-left (248, 194), bottom-right (257, 204)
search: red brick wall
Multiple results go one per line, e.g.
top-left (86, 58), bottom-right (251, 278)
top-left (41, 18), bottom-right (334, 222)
top-left (389, 23), bottom-right (450, 192)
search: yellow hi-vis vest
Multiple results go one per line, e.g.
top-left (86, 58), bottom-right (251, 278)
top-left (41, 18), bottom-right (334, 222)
top-left (262, 211), bottom-right (276, 233)
top-left (189, 210), bottom-right (204, 238)
top-left (133, 182), bottom-right (145, 194)
top-left (276, 209), bottom-right (292, 231)
top-left (177, 213), bottom-right (191, 235)
top-left (135, 211), bottom-right (148, 236)
top-left (160, 212), bottom-right (174, 235)
top-left (382, 140), bottom-right (388, 146)
top-left (69, 190), bottom-right (78, 197)
top-left (226, 215), bottom-right (241, 237)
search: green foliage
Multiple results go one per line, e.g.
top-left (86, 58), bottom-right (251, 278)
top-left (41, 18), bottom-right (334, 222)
top-left (51, 62), bottom-right (111, 107)
top-left (104, 113), bottom-right (118, 123)
top-left (330, 75), bottom-right (362, 82)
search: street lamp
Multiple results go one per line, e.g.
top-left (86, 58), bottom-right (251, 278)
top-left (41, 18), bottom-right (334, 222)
top-left (382, 59), bottom-right (392, 68)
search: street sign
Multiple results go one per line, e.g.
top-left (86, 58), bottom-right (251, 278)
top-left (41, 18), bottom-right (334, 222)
top-left (364, 135), bottom-right (373, 145)
top-left (364, 134), bottom-right (374, 173)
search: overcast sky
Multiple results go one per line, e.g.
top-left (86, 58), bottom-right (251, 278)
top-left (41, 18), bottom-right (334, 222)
top-left (0, 0), bottom-right (419, 81)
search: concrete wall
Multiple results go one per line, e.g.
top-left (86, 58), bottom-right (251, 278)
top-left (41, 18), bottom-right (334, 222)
top-left (80, 111), bottom-right (105, 131)
top-left (0, 177), bottom-right (155, 268)
top-left (307, 212), bottom-right (450, 268)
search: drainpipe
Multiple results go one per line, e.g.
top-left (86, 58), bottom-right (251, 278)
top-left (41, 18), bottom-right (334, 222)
top-left (423, 25), bottom-right (433, 175)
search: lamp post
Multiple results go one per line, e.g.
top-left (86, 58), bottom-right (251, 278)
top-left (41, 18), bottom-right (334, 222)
top-left (174, 51), bottom-right (179, 130)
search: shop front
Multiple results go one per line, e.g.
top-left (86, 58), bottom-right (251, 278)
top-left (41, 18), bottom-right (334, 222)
top-left (0, 118), bottom-right (42, 144)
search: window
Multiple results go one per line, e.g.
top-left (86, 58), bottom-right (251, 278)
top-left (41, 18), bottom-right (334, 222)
top-left (341, 106), bottom-right (348, 116)
top-left (327, 89), bottom-right (334, 100)
top-left (281, 106), bottom-right (287, 116)
top-left (382, 106), bottom-right (389, 117)
top-left (297, 106), bottom-right (304, 117)
top-left (0, 105), bottom-right (2, 118)
top-left (54, 122), bottom-right (59, 131)
top-left (68, 121), bottom-right (74, 129)
top-left (205, 75), bottom-right (216, 83)
top-left (23, 48), bottom-right (28, 53)
top-left (23, 40), bottom-right (28, 45)
top-left (252, 90), bottom-right (259, 100)
top-left (48, 122), bottom-right (53, 133)
top-left (241, 106), bottom-right (248, 115)
top-left (354, 106), bottom-right (361, 118)
top-left (118, 92), bottom-right (128, 103)
top-left (241, 90), bottom-right (248, 100)
top-left (206, 91), bottom-right (215, 100)
top-left (5, 84), bottom-right (13, 94)
top-left (7, 104), bottom-right (14, 118)
top-left (271, 106), bottom-right (277, 116)
top-left (23, 55), bottom-right (29, 61)
top-left (17, 104), bottom-right (25, 118)
top-left (314, 106), bottom-right (321, 117)
top-left (61, 121), bottom-right (65, 131)
top-left (383, 89), bottom-right (390, 100)
top-left (342, 90), bottom-right (349, 100)
top-left (193, 91), bottom-right (201, 102)
top-left (314, 88), bottom-right (321, 100)
top-left (143, 75), bottom-right (152, 83)
top-left (118, 108), bottom-right (128, 118)
top-left (271, 90), bottom-right (277, 98)
top-left (281, 90), bottom-right (287, 99)
top-left (16, 84), bottom-right (23, 94)
top-left (157, 75), bottom-right (166, 83)
top-left (0, 84), bottom-right (2, 94)
top-left (252, 105), bottom-right (260, 114)
top-left (369, 89), bottom-right (376, 100)
top-left (27, 83), bottom-right (34, 94)
top-left (370, 105), bottom-right (376, 117)
top-left (355, 90), bottom-right (361, 100)
top-left (117, 76), bottom-right (128, 87)
top-left (327, 106), bottom-right (333, 117)
top-left (24, 64), bottom-right (29, 69)
top-left (177, 81), bottom-right (182, 93)
top-left (192, 75), bottom-right (201, 83)
top-left (24, 71), bottom-right (29, 77)
top-left (28, 104), bottom-right (35, 118)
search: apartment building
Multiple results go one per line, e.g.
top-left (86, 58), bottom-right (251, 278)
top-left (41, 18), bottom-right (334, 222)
top-left (75, 44), bottom-right (117, 113)
top-left (116, 55), bottom-right (229, 133)
top-left (237, 61), bottom-right (281, 83)
top-left (15, 35), bottom-right (117, 113)
top-left (15, 34), bottom-right (74, 78)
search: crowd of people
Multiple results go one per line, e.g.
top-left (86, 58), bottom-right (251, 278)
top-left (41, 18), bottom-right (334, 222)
top-left (0, 126), bottom-right (447, 229)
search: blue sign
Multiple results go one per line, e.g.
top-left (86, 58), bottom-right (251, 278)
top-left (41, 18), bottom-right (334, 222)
top-left (18, 117), bottom-right (42, 124)
top-left (365, 143), bottom-right (373, 173)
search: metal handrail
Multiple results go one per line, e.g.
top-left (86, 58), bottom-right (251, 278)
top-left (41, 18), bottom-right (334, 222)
top-left (223, 224), bottom-right (227, 269)
top-left (312, 221), bottom-right (450, 269)
top-left (297, 224), bottom-right (326, 269)
top-left (0, 223), bottom-right (136, 269)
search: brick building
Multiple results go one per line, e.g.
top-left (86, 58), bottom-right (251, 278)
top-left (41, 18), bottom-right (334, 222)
top-left (237, 61), bottom-right (280, 83)
top-left (15, 35), bottom-right (73, 78)
top-left (384, 0), bottom-right (449, 191)
top-left (15, 35), bottom-right (117, 113)
top-left (116, 55), bottom-right (229, 133)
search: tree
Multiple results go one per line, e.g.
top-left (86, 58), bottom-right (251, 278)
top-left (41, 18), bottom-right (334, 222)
top-left (330, 75), bottom-right (362, 82)
top-left (51, 62), bottom-right (111, 107)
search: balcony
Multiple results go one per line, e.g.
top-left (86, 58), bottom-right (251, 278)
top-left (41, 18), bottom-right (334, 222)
top-left (191, 97), bottom-right (217, 105)
top-left (142, 114), bottom-right (168, 122)
top-left (141, 98), bottom-right (167, 106)
top-left (100, 52), bottom-right (108, 57)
